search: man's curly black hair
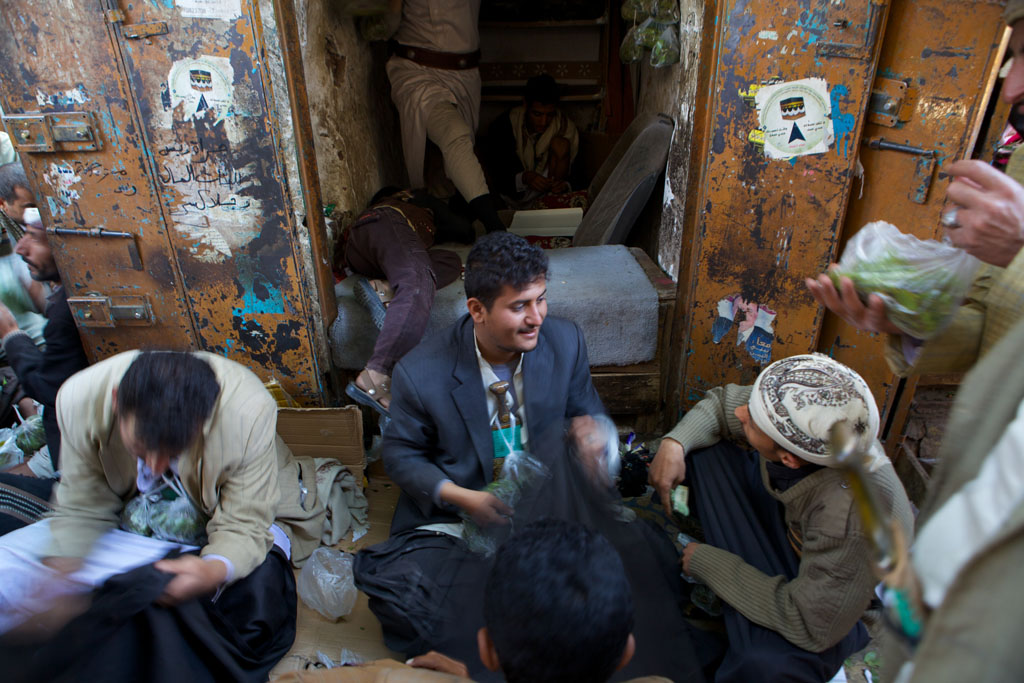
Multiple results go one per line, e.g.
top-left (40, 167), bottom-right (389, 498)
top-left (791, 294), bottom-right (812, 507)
top-left (464, 231), bottom-right (549, 309)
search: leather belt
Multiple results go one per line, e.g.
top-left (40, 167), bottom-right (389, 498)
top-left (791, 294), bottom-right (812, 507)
top-left (389, 41), bottom-right (480, 70)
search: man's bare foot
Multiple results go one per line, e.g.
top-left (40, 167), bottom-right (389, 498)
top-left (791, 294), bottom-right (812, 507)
top-left (356, 368), bottom-right (391, 411)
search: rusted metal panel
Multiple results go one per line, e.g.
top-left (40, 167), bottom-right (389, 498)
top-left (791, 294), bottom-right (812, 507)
top-left (678, 0), bottom-right (891, 405)
top-left (0, 1), bottom-right (334, 403)
top-left (0, 2), bottom-right (198, 357)
top-left (816, 0), bottom-right (1008, 424)
top-left (104, 0), bottom-right (326, 401)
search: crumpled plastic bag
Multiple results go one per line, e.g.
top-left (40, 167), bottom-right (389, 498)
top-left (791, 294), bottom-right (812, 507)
top-left (120, 475), bottom-right (209, 546)
top-left (620, 25), bottom-right (646, 63)
top-left (650, 24), bottom-right (681, 67)
top-left (462, 449), bottom-right (550, 556)
top-left (297, 547), bottom-right (358, 620)
top-left (0, 427), bottom-right (21, 468)
top-left (830, 221), bottom-right (981, 340)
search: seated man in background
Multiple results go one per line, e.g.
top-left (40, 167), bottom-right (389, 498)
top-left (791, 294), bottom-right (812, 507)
top-left (0, 208), bottom-right (88, 479)
top-left (0, 164), bottom-right (47, 355)
top-left (649, 354), bottom-right (913, 682)
top-left (280, 519), bottom-right (664, 683)
top-left (0, 351), bottom-right (329, 680)
top-left (485, 74), bottom-right (580, 209)
top-left (339, 188), bottom-right (469, 416)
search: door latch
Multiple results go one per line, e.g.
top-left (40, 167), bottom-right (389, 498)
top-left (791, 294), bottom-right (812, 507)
top-left (3, 112), bottom-right (101, 153)
top-left (868, 78), bottom-right (917, 127)
top-left (67, 295), bottom-right (154, 328)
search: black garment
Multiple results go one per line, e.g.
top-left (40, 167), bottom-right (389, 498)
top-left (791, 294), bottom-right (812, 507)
top-left (4, 285), bottom-right (89, 470)
top-left (405, 189), bottom-right (476, 244)
top-left (357, 422), bottom-right (706, 683)
top-left (0, 547), bottom-right (295, 683)
top-left (684, 443), bottom-right (869, 683)
top-left (483, 110), bottom-right (525, 199)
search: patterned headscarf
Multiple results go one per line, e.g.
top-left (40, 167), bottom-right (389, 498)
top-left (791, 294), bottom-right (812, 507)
top-left (749, 354), bottom-right (888, 470)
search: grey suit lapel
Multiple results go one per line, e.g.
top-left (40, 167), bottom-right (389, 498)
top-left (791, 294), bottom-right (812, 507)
top-left (452, 319), bottom-right (494, 482)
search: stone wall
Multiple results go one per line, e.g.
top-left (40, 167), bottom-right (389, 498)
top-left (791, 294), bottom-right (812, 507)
top-left (294, 1), bottom-right (405, 239)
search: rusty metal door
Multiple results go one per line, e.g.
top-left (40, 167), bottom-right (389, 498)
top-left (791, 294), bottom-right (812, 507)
top-left (677, 0), bottom-right (892, 402)
top-left (0, 3), bottom-right (196, 353)
top-left (816, 0), bottom-right (1008, 426)
top-left (0, 1), bottom-right (332, 402)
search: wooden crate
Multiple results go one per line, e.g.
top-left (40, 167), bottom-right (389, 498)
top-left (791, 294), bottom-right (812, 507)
top-left (276, 406), bottom-right (365, 484)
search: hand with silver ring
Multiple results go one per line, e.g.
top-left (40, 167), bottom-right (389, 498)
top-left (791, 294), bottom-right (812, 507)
top-left (943, 160), bottom-right (1024, 267)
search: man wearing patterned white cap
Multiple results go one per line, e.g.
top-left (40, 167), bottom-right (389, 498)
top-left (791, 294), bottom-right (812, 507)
top-left (649, 354), bottom-right (913, 682)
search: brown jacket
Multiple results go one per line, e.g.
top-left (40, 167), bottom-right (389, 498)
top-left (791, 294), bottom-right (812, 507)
top-left (49, 351), bottom-right (324, 579)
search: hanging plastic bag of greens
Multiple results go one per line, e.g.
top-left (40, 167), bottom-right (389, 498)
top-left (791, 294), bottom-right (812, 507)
top-left (0, 427), bottom-right (21, 468)
top-left (621, 0), bottom-right (655, 24)
top-left (620, 25), bottom-right (646, 64)
top-left (13, 414), bottom-right (46, 455)
top-left (461, 449), bottom-right (549, 556)
top-left (650, 23), bottom-right (681, 68)
top-left (121, 473), bottom-right (209, 546)
top-left (653, 0), bottom-right (681, 23)
top-left (635, 17), bottom-right (663, 49)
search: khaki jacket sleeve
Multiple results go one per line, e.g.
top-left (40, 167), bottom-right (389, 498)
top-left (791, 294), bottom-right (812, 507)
top-left (201, 394), bottom-right (279, 580)
top-left (663, 384), bottom-right (751, 454)
top-left (688, 493), bottom-right (876, 652)
top-left (884, 266), bottom-right (998, 376)
top-left (48, 379), bottom-right (125, 559)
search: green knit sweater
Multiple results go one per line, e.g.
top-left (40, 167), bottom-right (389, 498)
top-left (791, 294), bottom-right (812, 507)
top-left (665, 384), bottom-right (914, 652)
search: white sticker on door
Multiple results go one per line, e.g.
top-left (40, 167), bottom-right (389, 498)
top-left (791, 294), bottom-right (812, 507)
top-left (754, 78), bottom-right (835, 160)
top-left (167, 56), bottom-right (234, 122)
top-left (177, 0), bottom-right (242, 21)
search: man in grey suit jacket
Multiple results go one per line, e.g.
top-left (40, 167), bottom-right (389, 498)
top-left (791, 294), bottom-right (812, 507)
top-left (355, 232), bottom-right (610, 673)
top-left (383, 231), bottom-right (606, 533)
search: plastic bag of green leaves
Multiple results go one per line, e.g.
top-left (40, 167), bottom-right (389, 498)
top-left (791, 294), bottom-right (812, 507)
top-left (621, 0), bottom-right (655, 24)
top-left (650, 24), bottom-right (681, 67)
top-left (654, 0), bottom-right (681, 22)
top-left (461, 449), bottom-right (550, 556)
top-left (120, 473), bottom-right (209, 546)
top-left (14, 414), bottom-right (46, 454)
top-left (635, 17), bottom-right (664, 49)
top-left (830, 221), bottom-right (981, 340)
top-left (620, 25), bottom-right (646, 63)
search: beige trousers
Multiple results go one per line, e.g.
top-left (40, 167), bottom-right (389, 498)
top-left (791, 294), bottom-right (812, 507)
top-left (424, 101), bottom-right (489, 201)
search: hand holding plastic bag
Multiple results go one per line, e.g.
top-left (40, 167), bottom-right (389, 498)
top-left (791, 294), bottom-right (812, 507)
top-left (462, 450), bottom-right (549, 555)
top-left (120, 474), bottom-right (209, 545)
top-left (297, 547), bottom-right (358, 620)
top-left (830, 221), bottom-right (980, 340)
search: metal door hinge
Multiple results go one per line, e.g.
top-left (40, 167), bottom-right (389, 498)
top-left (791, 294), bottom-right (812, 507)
top-left (67, 295), bottom-right (154, 328)
top-left (122, 21), bottom-right (169, 40)
top-left (3, 112), bottom-right (101, 153)
top-left (869, 78), bottom-right (917, 127)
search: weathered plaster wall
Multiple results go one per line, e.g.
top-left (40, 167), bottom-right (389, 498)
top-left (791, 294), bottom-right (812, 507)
top-left (294, 0), bottom-right (404, 236)
top-left (634, 1), bottom-right (704, 281)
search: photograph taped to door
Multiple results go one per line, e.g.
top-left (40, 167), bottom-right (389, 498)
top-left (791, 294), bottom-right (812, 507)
top-left (177, 0), bottom-right (242, 21)
top-left (167, 56), bottom-right (234, 122)
top-left (754, 78), bottom-right (834, 160)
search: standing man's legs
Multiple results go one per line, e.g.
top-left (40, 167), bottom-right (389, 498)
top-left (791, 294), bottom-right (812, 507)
top-left (424, 102), bottom-right (504, 233)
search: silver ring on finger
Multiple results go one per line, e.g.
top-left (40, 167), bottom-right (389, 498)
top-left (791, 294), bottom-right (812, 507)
top-left (940, 207), bottom-right (960, 228)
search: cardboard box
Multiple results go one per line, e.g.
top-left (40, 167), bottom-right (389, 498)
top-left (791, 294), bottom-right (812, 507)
top-left (276, 406), bottom-right (365, 484)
